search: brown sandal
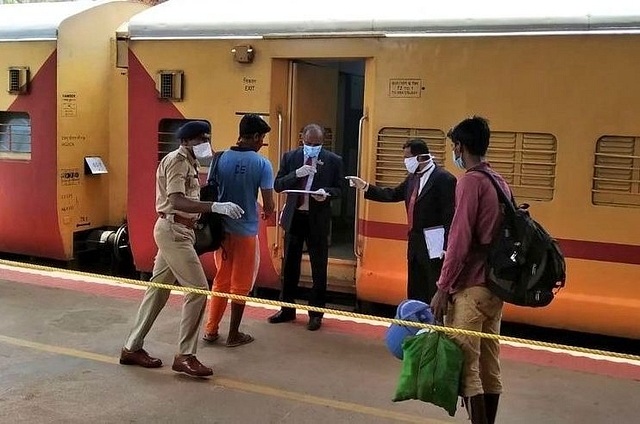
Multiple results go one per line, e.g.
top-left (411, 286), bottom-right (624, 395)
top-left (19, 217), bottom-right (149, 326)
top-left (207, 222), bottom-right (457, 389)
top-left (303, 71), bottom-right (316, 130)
top-left (226, 332), bottom-right (254, 348)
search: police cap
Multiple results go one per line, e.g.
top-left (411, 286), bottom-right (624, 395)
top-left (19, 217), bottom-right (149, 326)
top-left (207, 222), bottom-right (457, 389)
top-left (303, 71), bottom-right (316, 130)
top-left (176, 120), bottom-right (210, 140)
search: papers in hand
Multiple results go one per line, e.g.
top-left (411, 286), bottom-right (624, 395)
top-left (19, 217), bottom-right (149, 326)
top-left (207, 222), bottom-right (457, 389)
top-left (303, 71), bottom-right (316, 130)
top-left (283, 189), bottom-right (330, 196)
top-left (423, 226), bottom-right (445, 259)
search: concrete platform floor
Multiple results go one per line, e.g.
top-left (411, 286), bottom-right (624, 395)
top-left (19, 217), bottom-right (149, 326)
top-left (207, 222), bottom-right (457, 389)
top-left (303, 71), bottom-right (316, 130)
top-left (0, 263), bottom-right (639, 424)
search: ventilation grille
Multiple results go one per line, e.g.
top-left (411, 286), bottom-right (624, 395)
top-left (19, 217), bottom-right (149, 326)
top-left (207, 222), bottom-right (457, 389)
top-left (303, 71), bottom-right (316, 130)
top-left (157, 71), bottom-right (184, 101)
top-left (487, 131), bottom-right (557, 201)
top-left (592, 135), bottom-right (640, 207)
top-left (375, 128), bottom-right (445, 187)
top-left (7, 67), bottom-right (30, 94)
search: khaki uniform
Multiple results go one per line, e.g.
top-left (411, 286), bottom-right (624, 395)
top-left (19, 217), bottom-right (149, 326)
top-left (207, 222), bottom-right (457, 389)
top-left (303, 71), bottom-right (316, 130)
top-left (124, 146), bottom-right (209, 355)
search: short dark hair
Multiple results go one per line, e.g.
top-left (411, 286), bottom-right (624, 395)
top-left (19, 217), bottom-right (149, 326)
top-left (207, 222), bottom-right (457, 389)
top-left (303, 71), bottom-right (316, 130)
top-left (448, 116), bottom-right (491, 156)
top-left (239, 114), bottom-right (271, 137)
top-left (402, 138), bottom-right (430, 156)
top-left (302, 123), bottom-right (324, 138)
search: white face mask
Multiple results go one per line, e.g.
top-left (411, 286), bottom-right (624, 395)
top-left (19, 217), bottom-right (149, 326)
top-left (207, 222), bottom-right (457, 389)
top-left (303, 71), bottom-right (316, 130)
top-left (193, 142), bottom-right (213, 160)
top-left (452, 151), bottom-right (465, 169)
top-left (404, 156), bottom-right (420, 174)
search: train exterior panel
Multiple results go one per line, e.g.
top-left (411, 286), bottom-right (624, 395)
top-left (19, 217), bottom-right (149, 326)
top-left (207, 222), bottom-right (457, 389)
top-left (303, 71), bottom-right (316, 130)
top-left (124, 0), bottom-right (640, 339)
top-left (0, 1), bottom-right (147, 261)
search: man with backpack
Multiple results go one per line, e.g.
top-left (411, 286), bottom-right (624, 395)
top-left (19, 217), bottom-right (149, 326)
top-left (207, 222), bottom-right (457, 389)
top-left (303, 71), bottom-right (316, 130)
top-left (203, 114), bottom-right (275, 347)
top-left (430, 116), bottom-right (507, 424)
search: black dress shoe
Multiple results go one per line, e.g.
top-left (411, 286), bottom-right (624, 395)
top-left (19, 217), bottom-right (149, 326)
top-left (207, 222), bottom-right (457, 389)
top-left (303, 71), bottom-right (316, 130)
top-left (307, 316), bottom-right (322, 331)
top-left (268, 310), bottom-right (296, 324)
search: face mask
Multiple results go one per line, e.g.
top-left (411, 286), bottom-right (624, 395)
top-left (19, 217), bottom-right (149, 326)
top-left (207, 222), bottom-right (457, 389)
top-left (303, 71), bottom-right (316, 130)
top-left (452, 151), bottom-right (465, 170)
top-left (303, 144), bottom-right (322, 158)
top-left (404, 156), bottom-right (419, 174)
top-left (193, 141), bottom-right (213, 160)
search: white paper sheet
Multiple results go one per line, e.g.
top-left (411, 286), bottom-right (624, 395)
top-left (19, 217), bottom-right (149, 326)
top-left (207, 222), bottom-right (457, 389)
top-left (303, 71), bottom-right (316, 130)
top-left (282, 189), bottom-right (330, 196)
top-left (423, 226), bottom-right (445, 259)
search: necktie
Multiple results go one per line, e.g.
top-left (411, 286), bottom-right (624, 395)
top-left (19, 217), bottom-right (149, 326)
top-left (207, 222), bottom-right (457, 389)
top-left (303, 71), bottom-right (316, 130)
top-left (296, 157), bottom-right (313, 208)
top-left (407, 173), bottom-right (420, 230)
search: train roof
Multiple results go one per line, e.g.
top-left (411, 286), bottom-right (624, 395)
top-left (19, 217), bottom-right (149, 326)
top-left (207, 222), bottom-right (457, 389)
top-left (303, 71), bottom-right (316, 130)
top-left (0, 0), bottom-right (123, 41)
top-left (125, 0), bottom-right (640, 40)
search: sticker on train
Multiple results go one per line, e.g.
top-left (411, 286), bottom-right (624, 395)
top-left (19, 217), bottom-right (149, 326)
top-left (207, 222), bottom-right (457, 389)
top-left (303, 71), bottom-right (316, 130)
top-left (388, 79), bottom-right (422, 98)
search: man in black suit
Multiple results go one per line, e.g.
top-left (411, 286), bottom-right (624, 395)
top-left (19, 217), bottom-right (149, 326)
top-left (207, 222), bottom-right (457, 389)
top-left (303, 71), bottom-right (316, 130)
top-left (347, 138), bottom-right (456, 303)
top-left (267, 123), bottom-right (344, 331)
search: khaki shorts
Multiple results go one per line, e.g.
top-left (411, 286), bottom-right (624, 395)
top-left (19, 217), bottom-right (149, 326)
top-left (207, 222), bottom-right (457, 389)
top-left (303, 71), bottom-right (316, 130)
top-left (446, 285), bottom-right (503, 397)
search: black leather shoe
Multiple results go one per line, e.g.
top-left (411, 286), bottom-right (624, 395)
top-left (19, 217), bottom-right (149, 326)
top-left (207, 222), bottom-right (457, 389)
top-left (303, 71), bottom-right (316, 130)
top-left (307, 316), bottom-right (322, 331)
top-left (171, 355), bottom-right (213, 377)
top-left (268, 310), bottom-right (296, 324)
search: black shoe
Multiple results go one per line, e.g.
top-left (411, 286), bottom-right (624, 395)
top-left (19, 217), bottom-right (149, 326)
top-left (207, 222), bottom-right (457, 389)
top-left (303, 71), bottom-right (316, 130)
top-left (307, 316), bottom-right (322, 331)
top-left (268, 310), bottom-right (296, 324)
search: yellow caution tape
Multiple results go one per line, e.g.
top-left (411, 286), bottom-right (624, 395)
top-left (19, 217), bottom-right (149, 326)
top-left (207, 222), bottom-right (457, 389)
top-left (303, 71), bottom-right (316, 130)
top-left (2, 258), bottom-right (639, 362)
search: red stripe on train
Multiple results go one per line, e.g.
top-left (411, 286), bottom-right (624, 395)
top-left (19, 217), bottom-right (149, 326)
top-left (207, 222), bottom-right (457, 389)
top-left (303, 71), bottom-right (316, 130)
top-left (359, 219), bottom-right (640, 265)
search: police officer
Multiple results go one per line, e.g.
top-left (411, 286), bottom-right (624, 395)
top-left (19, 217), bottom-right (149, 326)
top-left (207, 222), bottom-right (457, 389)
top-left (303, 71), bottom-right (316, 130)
top-left (120, 120), bottom-right (243, 377)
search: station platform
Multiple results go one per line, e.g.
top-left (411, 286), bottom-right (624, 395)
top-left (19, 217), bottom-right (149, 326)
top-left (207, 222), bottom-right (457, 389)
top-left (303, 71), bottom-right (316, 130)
top-left (0, 262), bottom-right (639, 424)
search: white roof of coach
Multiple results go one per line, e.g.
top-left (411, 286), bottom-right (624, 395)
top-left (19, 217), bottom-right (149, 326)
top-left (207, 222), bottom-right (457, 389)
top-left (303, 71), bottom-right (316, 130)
top-left (126, 0), bottom-right (640, 39)
top-left (0, 0), bottom-right (120, 41)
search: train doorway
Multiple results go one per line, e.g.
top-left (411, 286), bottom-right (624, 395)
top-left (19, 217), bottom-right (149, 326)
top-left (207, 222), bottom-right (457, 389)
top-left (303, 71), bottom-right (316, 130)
top-left (273, 59), bottom-right (365, 294)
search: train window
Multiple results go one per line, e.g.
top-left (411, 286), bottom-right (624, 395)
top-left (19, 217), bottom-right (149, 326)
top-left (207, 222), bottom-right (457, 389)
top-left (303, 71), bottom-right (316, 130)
top-left (486, 132), bottom-right (556, 201)
top-left (375, 128), bottom-right (445, 187)
top-left (592, 136), bottom-right (640, 208)
top-left (0, 111), bottom-right (31, 158)
top-left (157, 118), bottom-right (212, 165)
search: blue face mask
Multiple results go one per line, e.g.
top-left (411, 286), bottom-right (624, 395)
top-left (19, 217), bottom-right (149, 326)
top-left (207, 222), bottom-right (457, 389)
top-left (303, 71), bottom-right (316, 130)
top-left (452, 151), bottom-right (465, 170)
top-left (303, 144), bottom-right (322, 158)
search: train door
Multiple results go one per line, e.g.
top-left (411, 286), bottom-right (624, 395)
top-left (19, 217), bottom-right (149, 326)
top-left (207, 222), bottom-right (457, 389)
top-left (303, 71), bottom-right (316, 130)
top-left (270, 59), bottom-right (365, 295)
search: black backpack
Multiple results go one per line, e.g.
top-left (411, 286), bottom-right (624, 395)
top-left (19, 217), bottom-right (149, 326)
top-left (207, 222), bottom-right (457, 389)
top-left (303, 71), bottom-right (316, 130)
top-left (194, 151), bottom-right (225, 255)
top-left (476, 169), bottom-right (566, 307)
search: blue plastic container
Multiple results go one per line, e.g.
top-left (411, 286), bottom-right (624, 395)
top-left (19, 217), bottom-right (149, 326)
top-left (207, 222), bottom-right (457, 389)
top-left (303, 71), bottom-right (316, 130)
top-left (385, 299), bottom-right (435, 360)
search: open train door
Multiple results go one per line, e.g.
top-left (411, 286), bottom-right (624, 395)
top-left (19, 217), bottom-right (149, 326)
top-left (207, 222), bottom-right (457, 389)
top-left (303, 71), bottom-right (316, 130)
top-left (268, 59), bottom-right (365, 297)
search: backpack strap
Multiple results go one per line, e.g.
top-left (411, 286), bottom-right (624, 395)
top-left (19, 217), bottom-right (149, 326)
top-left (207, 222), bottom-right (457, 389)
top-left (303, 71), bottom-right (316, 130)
top-left (206, 150), bottom-right (225, 185)
top-left (473, 168), bottom-right (517, 214)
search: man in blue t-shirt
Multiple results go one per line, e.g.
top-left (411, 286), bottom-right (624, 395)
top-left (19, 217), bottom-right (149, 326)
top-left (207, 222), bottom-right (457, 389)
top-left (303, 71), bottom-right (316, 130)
top-left (204, 114), bottom-right (274, 347)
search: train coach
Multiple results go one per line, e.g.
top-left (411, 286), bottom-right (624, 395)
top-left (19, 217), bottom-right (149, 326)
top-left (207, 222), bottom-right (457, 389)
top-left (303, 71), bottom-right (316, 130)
top-left (0, 0), bottom-right (147, 263)
top-left (120, 0), bottom-right (640, 339)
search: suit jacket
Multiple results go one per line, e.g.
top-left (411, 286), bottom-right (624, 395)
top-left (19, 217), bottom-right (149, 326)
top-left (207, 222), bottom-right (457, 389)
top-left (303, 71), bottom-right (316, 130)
top-left (365, 166), bottom-right (457, 261)
top-left (274, 147), bottom-right (344, 236)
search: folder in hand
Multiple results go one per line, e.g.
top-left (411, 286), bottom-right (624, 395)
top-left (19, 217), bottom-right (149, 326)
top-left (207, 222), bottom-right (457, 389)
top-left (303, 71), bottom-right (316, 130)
top-left (423, 226), bottom-right (445, 259)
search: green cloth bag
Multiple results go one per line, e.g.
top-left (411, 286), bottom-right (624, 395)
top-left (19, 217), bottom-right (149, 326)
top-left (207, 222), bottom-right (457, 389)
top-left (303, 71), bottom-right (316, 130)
top-left (392, 331), bottom-right (464, 417)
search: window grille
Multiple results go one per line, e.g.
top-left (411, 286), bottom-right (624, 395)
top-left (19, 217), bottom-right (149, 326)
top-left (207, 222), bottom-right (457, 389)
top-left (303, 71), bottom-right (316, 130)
top-left (0, 112), bottom-right (31, 155)
top-left (487, 131), bottom-right (557, 201)
top-left (592, 135), bottom-right (640, 207)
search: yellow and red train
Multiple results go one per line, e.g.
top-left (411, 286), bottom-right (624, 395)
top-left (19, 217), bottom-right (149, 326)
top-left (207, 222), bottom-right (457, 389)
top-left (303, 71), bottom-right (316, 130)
top-left (2, 0), bottom-right (640, 339)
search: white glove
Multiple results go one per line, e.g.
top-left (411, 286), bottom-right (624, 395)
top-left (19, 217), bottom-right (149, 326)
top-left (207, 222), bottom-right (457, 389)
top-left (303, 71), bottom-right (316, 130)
top-left (345, 176), bottom-right (368, 190)
top-left (295, 165), bottom-right (316, 178)
top-left (310, 188), bottom-right (329, 202)
top-left (211, 202), bottom-right (244, 219)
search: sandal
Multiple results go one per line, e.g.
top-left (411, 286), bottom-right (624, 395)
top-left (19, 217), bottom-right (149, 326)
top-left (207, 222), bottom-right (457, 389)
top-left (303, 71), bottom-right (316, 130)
top-left (225, 332), bottom-right (254, 348)
top-left (202, 333), bottom-right (220, 343)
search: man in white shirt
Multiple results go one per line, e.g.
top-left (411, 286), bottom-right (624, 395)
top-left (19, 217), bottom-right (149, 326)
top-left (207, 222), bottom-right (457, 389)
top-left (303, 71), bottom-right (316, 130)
top-left (347, 139), bottom-right (456, 303)
top-left (268, 124), bottom-right (344, 331)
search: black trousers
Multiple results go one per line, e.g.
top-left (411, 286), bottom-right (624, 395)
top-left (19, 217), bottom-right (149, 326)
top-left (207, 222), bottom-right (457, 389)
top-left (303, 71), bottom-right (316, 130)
top-left (281, 211), bottom-right (328, 317)
top-left (407, 256), bottom-right (441, 304)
